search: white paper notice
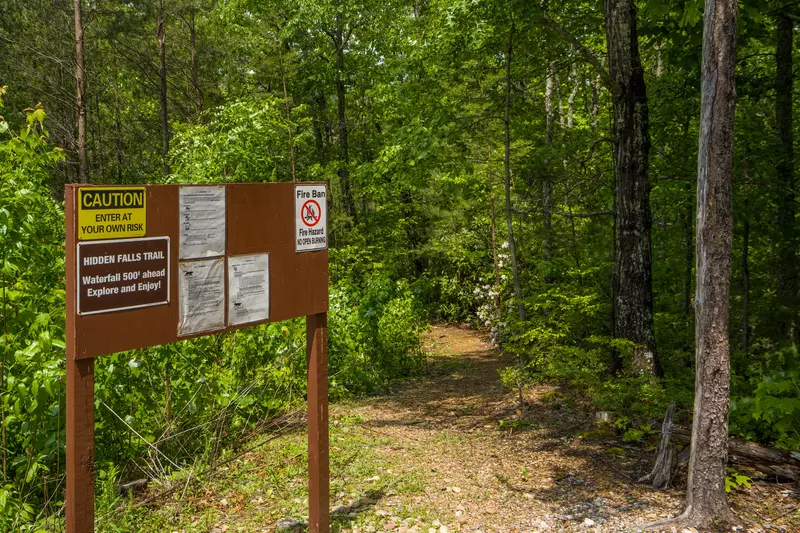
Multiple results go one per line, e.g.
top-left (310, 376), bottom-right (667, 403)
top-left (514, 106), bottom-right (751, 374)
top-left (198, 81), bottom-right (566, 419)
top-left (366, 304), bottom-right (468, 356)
top-left (179, 186), bottom-right (226, 259)
top-left (227, 254), bottom-right (269, 326)
top-left (295, 184), bottom-right (328, 252)
top-left (178, 258), bottom-right (225, 335)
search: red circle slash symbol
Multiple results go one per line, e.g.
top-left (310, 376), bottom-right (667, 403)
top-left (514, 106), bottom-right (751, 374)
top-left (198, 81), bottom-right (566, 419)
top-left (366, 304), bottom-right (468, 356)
top-left (301, 199), bottom-right (322, 227)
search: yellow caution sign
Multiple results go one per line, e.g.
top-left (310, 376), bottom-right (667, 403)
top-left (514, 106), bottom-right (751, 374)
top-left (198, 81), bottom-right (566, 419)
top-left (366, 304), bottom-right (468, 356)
top-left (78, 187), bottom-right (146, 240)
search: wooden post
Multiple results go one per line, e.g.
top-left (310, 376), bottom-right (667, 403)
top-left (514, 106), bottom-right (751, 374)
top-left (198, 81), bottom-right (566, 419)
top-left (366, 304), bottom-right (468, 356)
top-left (66, 186), bottom-right (95, 533)
top-left (307, 312), bottom-right (329, 533)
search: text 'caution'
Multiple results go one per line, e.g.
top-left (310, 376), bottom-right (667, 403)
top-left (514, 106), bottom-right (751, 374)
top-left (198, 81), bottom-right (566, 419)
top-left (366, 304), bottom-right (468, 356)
top-left (78, 187), bottom-right (146, 240)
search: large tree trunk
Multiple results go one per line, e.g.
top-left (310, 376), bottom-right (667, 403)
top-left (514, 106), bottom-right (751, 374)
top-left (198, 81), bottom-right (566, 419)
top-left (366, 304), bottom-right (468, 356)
top-left (334, 13), bottom-right (357, 225)
top-left (775, 11), bottom-right (796, 344)
top-left (605, 0), bottom-right (659, 376)
top-left (158, 0), bottom-right (170, 177)
top-left (650, 0), bottom-right (739, 529)
top-left (73, 0), bottom-right (88, 183)
top-left (504, 25), bottom-right (525, 321)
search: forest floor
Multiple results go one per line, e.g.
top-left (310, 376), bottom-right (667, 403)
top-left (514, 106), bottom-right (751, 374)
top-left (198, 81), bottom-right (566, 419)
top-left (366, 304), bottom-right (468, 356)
top-left (114, 326), bottom-right (799, 533)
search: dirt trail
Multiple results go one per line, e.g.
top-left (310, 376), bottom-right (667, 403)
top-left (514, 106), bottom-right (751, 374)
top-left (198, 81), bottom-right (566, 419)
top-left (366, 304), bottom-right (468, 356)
top-left (329, 325), bottom-right (798, 533)
top-left (131, 325), bottom-right (798, 533)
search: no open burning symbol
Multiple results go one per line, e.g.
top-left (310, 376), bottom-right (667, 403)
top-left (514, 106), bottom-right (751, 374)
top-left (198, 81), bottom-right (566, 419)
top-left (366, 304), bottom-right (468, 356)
top-left (301, 199), bottom-right (322, 227)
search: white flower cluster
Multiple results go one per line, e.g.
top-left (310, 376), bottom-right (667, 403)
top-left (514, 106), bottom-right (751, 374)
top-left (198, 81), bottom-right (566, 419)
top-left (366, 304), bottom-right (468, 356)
top-left (472, 242), bottom-right (515, 345)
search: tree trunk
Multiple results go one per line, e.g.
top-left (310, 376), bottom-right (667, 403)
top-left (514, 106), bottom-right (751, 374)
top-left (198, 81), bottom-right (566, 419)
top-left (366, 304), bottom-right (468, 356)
top-left (543, 67), bottom-right (555, 263)
top-left (683, 182), bottom-right (693, 318)
top-left (775, 11), bottom-right (796, 344)
top-left (188, 9), bottom-right (203, 119)
top-left (94, 95), bottom-right (105, 183)
top-left (334, 13), bottom-right (357, 224)
top-left (742, 160), bottom-right (750, 357)
top-left (567, 63), bottom-right (579, 128)
top-left (489, 189), bottom-right (502, 317)
top-left (639, 401), bottom-right (677, 489)
top-left (312, 90), bottom-right (326, 164)
top-left (504, 25), bottom-right (525, 321)
top-left (113, 70), bottom-right (124, 183)
top-left (590, 73), bottom-right (600, 131)
top-left (651, 0), bottom-right (738, 528)
top-left (554, 70), bottom-right (564, 129)
top-left (158, 0), bottom-right (170, 177)
top-left (605, 0), bottom-right (659, 376)
top-left (73, 0), bottom-right (88, 183)
top-left (279, 49), bottom-right (296, 182)
top-left (670, 428), bottom-right (800, 483)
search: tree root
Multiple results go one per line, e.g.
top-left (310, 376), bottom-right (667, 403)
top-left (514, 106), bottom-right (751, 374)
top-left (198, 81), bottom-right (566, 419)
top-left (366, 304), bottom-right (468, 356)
top-left (641, 507), bottom-right (737, 532)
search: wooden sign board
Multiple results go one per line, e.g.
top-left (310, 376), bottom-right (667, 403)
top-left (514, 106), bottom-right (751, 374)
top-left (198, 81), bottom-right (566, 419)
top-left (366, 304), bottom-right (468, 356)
top-left (67, 183), bottom-right (329, 359)
top-left (65, 183), bottom-right (330, 533)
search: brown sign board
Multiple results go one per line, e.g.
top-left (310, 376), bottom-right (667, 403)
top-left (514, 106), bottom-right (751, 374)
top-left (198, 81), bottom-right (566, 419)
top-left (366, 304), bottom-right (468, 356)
top-left (65, 182), bottom-right (331, 533)
top-left (66, 183), bottom-right (329, 359)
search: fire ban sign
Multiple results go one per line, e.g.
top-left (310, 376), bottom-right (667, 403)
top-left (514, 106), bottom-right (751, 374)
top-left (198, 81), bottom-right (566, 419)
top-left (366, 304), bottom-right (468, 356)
top-left (295, 184), bottom-right (328, 252)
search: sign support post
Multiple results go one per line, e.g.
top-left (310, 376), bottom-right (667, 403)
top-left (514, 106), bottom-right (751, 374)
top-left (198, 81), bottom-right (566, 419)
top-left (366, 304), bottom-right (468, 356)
top-left (66, 190), bottom-right (95, 533)
top-left (307, 312), bottom-right (329, 533)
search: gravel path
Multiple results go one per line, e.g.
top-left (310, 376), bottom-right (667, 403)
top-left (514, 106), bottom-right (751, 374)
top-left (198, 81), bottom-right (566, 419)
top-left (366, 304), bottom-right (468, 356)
top-left (330, 325), bottom-right (799, 533)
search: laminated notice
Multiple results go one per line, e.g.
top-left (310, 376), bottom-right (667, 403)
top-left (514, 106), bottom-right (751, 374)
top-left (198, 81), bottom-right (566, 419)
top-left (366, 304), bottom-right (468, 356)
top-left (228, 253), bottom-right (269, 326)
top-left (179, 186), bottom-right (226, 259)
top-left (178, 258), bottom-right (225, 335)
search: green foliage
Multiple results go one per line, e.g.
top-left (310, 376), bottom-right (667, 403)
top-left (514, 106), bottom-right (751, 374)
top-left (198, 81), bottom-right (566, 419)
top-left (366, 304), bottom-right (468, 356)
top-left (724, 469), bottom-right (752, 493)
top-left (731, 368), bottom-right (800, 451)
top-left (0, 97), bottom-right (66, 530)
top-left (0, 94), bottom-right (427, 527)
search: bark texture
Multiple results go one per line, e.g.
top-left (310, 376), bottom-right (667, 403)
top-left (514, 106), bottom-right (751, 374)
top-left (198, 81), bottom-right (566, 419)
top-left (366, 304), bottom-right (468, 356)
top-left (775, 12), bottom-right (796, 343)
top-left (73, 0), bottom-right (88, 183)
top-left (684, 0), bottom-right (738, 526)
top-left (639, 402), bottom-right (677, 489)
top-left (604, 0), bottom-right (659, 376)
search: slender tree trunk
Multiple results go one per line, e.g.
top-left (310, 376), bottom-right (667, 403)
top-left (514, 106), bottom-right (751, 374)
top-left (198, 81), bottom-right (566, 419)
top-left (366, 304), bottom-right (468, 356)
top-left (94, 95), bottom-right (105, 183)
top-left (490, 190), bottom-right (503, 317)
top-left (543, 67), bottom-right (555, 263)
top-left (113, 71), bottom-right (124, 183)
top-left (555, 70), bottom-right (564, 129)
top-left (504, 25), bottom-right (525, 321)
top-left (567, 63), bottom-right (579, 128)
top-left (334, 13), bottom-right (357, 224)
top-left (775, 11), bottom-right (796, 343)
top-left (158, 0), bottom-right (170, 176)
top-left (742, 185), bottom-right (750, 357)
top-left (590, 73), bottom-right (600, 131)
top-left (653, 0), bottom-right (738, 528)
top-left (73, 0), bottom-right (88, 183)
top-left (188, 9), bottom-right (203, 119)
top-left (605, 0), bottom-right (660, 376)
top-left (546, 67), bottom-right (555, 144)
top-left (279, 50), bottom-right (296, 182)
top-left (683, 182), bottom-right (693, 318)
top-left (312, 90), bottom-right (326, 164)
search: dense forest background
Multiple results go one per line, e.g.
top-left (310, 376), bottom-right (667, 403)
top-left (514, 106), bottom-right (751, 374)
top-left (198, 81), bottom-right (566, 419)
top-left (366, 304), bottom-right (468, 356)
top-left (0, 0), bottom-right (798, 528)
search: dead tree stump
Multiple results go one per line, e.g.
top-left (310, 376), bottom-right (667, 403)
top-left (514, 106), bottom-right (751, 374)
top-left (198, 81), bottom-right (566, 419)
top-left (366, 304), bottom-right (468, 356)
top-left (639, 401), bottom-right (677, 489)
